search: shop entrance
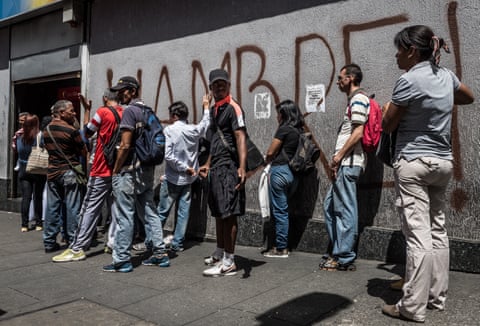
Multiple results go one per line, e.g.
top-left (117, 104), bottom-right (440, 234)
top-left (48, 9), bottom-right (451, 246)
top-left (11, 73), bottom-right (81, 198)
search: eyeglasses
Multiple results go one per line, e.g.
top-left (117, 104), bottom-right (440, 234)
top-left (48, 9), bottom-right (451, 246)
top-left (337, 75), bottom-right (351, 81)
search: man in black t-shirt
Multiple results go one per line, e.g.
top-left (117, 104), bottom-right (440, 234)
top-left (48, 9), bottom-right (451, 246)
top-left (200, 69), bottom-right (247, 277)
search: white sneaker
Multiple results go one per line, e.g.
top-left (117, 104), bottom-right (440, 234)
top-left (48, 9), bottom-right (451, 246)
top-left (204, 255), bottom-right (221, 266)
top-left (203, 263), bottom-right (237, 277)
top-left (164, 234), bottom-right (174, 246)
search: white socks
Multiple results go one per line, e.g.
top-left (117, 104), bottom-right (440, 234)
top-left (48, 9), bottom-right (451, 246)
top-left (213, 247), bottom-right (224, 259)
top-left (223, 252), bottom-right (235, 267)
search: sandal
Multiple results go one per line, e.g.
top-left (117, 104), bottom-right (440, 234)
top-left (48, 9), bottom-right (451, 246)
top-left (336, 262), bottom-right (356, 271)
top-left (320, 258), bottom-right (338, 271)
top-left (318, 254), bottom-right (332, 269)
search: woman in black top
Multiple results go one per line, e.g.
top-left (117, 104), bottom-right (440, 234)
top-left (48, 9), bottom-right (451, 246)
top-left (263, 100), bottom-right (304, 258)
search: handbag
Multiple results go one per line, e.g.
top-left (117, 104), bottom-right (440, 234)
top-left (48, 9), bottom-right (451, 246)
top-left (376, 129), bottom-right (397, 167)
top-left (46, 126), bottom-right (87, 185)
top-left (26, 133), bottom-right (49, 175)
top-left (245, 137), bottom-right (265, 171)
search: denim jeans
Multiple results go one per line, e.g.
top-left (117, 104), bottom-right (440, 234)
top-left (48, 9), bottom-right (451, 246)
top-left (19, 165), bottom-right (46, 227)
top-left (157, 179), bottom-right (192, 249)
top-left (268, 164), bottom-right (297, 250)
top-left (323, 165), bottom-right (362, 264)
top-left (44, 170), bottom-right (85, 249)
top-left (112, 165), bottom-right (165, 264)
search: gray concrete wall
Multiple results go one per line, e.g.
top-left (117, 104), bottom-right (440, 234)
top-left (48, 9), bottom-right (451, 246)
top-left (85, 0), bottom-right (480, 240)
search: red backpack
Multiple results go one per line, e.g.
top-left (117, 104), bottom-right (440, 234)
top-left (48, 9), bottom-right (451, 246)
top-left (348, 91), bottom-right (382, 153)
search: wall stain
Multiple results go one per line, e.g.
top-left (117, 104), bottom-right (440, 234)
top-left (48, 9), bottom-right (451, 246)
top-left (295, 33), bottom-right (336, 104)
top-left (342, 15), bottom-right (409, 64)
top-left (447, 1), bottom-right (467, 211)
top-left (154, 66), bottom-right (174, 115)
top-left (235, 45), bottom-right (280, 106)
top-left (191, 60), bottom-right (208, 124)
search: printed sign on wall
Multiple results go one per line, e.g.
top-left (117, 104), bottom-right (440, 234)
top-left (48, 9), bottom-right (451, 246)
top-left (305, 84), bottom-right (325, 113)
top-left (254, 92), bottom-right (271, 119)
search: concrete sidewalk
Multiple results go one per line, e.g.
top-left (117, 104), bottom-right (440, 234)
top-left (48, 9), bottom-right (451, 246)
top-left (0, 211), bottom-right (478, 325)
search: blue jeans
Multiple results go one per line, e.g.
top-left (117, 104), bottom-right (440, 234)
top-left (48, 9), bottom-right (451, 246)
top-left (323, 165), bottom-right (362, 264)
top-left (157, 179), bottom-right (192, 250)
top-left (44, 170), bottom-right (85, 249)
top-left (112, 165), bottom-right (165, 264)
top-left (268, 164), bottom-right (297, 250)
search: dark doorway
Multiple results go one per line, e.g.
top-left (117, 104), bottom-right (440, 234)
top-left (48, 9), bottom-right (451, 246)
top-left (11, 73), bottom-right (81, 198)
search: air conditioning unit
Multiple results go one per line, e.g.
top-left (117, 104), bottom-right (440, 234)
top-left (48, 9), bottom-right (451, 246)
top-left (63, 0), bottom-right (83, 27)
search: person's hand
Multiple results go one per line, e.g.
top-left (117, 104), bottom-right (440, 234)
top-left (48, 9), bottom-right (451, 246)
top-left (235, 167), bottom-right (246, 190)
top-left (186, 167), bottom-right (197, 176)
top-left (329, 154), bottom-right (341, 181)
top-left (202, 93), bottom-right (212, 109)
top-left (198, 164), bottom-right (210, 179)
top-left (78, 94), bottom-right (92, 111)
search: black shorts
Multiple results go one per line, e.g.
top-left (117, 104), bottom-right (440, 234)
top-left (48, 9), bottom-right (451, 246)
top-left (208, 161), bottom-right (245, 219)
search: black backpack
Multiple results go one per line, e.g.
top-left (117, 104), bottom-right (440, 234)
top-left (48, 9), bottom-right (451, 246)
top-left (100, 106), bottom-right (121, 168)
top-left (132, 103), bottom-right (166, 166)
top-left (285, 129), bottom-right (320, 174)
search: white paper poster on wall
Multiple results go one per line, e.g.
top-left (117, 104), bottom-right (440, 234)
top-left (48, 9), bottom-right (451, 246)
top-left (305, 84), bottom-right (325, 113)
top-left (254, 92), bottom-right (271, 119)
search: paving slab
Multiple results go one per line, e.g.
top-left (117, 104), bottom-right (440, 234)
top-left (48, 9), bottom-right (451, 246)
top-left (0, 211), bottom-right (479, 325)
top-left (0, 299), bottom-right (154, 326)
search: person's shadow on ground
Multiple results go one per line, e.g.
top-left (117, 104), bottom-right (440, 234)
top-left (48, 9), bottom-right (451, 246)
top-left (367, 263), bottom-right (404, 305)
top-left (235, 255), bottom-right (266, 279)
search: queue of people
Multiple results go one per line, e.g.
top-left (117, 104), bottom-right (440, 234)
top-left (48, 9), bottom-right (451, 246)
top-left (12, 25), bottom-right (474, 323)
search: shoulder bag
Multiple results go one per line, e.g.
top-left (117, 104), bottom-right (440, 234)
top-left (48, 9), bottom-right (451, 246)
top-left (213, 113), bottom-right (264, 172)
top-left (26, 132), bottom-right (49, 175)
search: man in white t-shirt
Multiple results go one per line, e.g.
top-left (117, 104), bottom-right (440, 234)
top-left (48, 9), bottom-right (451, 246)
top-left (320, 63), bottom-right (369, 272)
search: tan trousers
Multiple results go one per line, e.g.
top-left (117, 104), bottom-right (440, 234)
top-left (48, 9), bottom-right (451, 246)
top-left (394, 157), bottom-right (452, 322)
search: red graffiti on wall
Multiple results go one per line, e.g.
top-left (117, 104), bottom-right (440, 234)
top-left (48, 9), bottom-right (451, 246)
top-left (105, 1), bottom-right (466, 210)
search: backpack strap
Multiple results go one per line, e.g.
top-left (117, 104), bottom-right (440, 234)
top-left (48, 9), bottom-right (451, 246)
top-left (107, 106), bottom-right (121, 124)
top-left (46, 125), bottom-right (84, 176)
top-left (100, 106), bottom-right (121, 146)
top-left (280, 126), bottom-right (301, 162)
top-left (347, 88), bottom-right (371, 118)
top-left (212, 108), bottom-right (236, 155)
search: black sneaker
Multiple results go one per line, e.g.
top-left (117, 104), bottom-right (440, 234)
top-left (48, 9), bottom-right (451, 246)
top-left (45, 243), bottom-right (61, 253)
top-left (170, 246), bottom-right (184, 252)
top-left (142, 254), bottom-right (170, 267)
top-left (103, 261), bottom-right (133, 273)
top-left (336, 262), bottom-right (356, 271)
